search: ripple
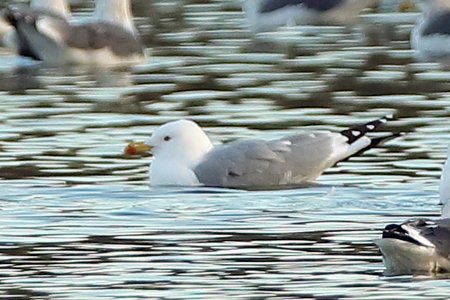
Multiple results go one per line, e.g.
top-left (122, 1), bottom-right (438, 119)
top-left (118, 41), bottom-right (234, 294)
top-left (0, 0), bottom-right (449, 298)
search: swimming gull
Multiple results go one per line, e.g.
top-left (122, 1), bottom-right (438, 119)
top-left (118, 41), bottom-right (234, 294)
top-left (4, 0), bottom-right (145, 66)
top-left (243, 0), bottom-right (372, 32)
top-left (124, 115), bottom-right (399, 188)
top-left (375, 147), bottom-right (450, 275)
top-left (1, 0), bottom-right (70, 60)
top-left (411, 0), bottom-right (450, 61)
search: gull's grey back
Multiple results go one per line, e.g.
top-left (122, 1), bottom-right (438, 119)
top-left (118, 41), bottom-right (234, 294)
top-left (194, 131), bottom-right (338, 188)
top-left (419, 218), bottom-right (450, 258)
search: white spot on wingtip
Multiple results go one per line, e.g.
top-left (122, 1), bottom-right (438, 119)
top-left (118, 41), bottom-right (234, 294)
top-left (366, 124), bottom-right (375, 130)
top-left (352, 130), bottom-right (361, 136)
top-left (381, 114), bottom-right (393, 123)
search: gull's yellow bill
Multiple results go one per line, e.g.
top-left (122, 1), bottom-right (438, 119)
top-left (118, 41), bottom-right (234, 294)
top-left (124, 141), bottom-right (152, 157)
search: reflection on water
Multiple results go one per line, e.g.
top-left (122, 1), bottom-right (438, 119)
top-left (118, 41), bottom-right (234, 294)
top-left (0, 184), bottom-right (443, 299)
top-left (0, 0), bottom-right (449, 298)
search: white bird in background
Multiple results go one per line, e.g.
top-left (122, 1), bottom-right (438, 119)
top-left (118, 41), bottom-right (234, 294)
top-left (1, 0), bottom-right (70, 59)
top-left (124, 116), bottom-right (399, 189)
top-left (243, 0), bottom-right (372, 33)
top-left (4, 0), bottom-right (146, 66)
top-left (411, 0), bottom-right (450, 61)
top-left (376, 147), bottom-right (450, 275)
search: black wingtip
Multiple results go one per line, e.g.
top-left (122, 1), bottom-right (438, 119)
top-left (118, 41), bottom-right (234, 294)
top-left (340, 114), bottom-right (396, 145)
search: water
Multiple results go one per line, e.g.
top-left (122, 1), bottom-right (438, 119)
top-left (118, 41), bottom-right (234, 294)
top-left (0, 0), bottom-right (449, 298)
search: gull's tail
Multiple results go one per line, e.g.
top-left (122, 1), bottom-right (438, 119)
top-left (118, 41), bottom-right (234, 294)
top-left (340, 114), bottom-right (394, 144)
top-left (337, 115), bottom-right (402, 162)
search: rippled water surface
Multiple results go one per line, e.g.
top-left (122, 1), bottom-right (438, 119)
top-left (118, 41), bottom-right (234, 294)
top-left (0, 0), bottom-right (450, 299)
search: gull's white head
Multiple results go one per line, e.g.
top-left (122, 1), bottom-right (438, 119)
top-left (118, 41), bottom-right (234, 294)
top-left (440, 146), bottom-right (450, 216)
top-left (124, 120), bottom-right (213, 186)
top-left (31, 0), bottom-right (71, 18)
top-left (144, 120), bottom-right (214, 186)
top-left (147, 119), bottom-right (213, 171)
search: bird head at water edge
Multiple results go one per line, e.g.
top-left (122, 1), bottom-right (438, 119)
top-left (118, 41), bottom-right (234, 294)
top-left (375, 144), bottom-right (450, 275)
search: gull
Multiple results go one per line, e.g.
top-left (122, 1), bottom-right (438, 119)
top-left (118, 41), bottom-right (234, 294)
top-left (376, 219), bottom-right (450, 275)
top-left (411, 0), bottom-right (450, 61)
top-left (124, 115), bottom-right (399, 188)
top-left (4, 0), bottom-right (145, 66)
top-left (243, 0), bottom-right (372, 33)
top-left (375, 147), bottom-right (450, 275)
top-left (1, 0), bottom-right (70, 60)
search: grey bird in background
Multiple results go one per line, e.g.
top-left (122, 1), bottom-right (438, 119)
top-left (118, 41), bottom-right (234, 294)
top-left (0, 0), bottom-right (70, 60)
top-left (3, 0), bottom-right (146, 67)
top-left (411, 0), bottom-right (450, 61)
top-left (243, 0), bottom-right (372, 32)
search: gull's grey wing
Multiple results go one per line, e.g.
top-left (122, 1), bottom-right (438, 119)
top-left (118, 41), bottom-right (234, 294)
top-left (407, 219), bottom-right (450, 258)
top-left (421, 11), bottom-right (450, 36)
top-left (194, 115), bottom-right (396, 188)
top-left (425, 219), bottom-right (450, 258)
top-left (260, 0), bottom-right (346, 13)
top-left (194, 131), bottom-right (345, 188)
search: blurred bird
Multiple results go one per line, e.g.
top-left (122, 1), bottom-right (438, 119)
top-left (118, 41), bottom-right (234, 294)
top-left (243, 0), bottom-right (372, 33)
top-left (1, 0), bottom-right (70, 60)
top-left (411, 0), bottom-right (450, 61)
top-left (4, 0), bottom-right (146, 67)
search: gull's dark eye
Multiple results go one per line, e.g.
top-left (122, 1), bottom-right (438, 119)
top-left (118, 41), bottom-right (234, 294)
top-left (164, 136), bottom-right (171, 141)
